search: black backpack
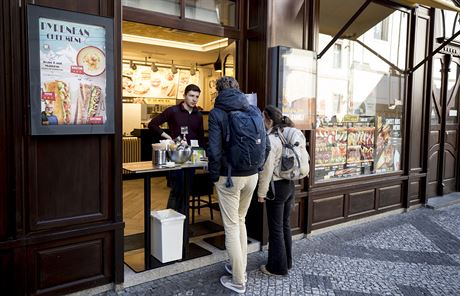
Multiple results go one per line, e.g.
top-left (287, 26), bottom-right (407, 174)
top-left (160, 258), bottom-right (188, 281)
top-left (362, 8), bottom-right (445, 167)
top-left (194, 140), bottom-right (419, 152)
top-left (221, 105), bottom-right (266, 187)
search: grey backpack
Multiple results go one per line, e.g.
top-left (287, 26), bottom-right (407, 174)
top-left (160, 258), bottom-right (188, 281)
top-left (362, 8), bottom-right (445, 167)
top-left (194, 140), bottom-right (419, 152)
top-left (276, 127), bottom-right (310, 180)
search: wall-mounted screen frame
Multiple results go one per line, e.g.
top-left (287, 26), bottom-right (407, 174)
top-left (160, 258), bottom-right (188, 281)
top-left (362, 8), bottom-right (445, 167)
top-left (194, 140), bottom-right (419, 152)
top-left (27, 4), bottom-right (115, 135)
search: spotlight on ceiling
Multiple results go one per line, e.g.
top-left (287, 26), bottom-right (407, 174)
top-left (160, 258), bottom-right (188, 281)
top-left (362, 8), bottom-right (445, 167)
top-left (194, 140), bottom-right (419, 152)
top-left (171, 60), bottom-right (178, 74)
top-left (190, 63), bottom-right (196, 76)
top-left (151, 61), bottom-right (158, 72)
top-left (130, 60), bottom-right (137, 70)
top-left (213, 53), bottom-right (222, 73)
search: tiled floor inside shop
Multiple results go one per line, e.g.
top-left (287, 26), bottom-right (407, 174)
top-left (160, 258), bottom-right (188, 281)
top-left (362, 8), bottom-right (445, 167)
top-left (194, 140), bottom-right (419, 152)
top-left (122, 173), bottom-right (259, 275)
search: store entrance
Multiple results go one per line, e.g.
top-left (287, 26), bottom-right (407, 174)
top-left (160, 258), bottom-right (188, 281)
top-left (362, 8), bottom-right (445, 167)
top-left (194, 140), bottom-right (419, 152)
top-left (427, 53), bottom-right (460, 197)
top-left (121, 21), bottom-right (237, 272)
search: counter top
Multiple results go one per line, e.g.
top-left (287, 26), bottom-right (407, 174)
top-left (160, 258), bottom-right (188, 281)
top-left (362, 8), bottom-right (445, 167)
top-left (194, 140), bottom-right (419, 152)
top-left (123, 161), bottom-right (207, 174)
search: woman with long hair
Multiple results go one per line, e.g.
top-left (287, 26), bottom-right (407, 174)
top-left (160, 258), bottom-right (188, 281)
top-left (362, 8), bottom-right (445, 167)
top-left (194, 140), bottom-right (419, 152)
top-left (257, 105), bottom-right (296, 276)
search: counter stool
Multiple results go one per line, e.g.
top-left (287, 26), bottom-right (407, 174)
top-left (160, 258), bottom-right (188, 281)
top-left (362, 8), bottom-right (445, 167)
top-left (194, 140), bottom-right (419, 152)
top-left (189, 172), bottom-right (214, 224)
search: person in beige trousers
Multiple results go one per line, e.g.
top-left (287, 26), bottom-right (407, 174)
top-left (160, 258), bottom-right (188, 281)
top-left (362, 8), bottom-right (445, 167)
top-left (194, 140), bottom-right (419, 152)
top-left (207, 76), bottom-right (269, 294)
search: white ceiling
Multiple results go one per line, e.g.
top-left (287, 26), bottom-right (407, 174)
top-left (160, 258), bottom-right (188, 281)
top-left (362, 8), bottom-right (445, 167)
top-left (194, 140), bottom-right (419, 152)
top-left (122, 41), bottom-right (222, 67)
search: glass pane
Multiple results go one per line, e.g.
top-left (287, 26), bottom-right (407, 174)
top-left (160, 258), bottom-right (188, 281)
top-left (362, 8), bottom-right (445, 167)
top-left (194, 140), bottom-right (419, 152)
top-left (447, 62), bottom-right (459, 124)
top-left (185, 0), bottom-right (236, 26)
top-left (122, 0), bottom-right (180, 16)
top-left (434, 10), bottom-right (460, 42)
top-left (432, 59), bottom-right (442, 125)
top-left (357, 11), bottom-right (408, 70)
top-left (315, 8), bottom-right (407, 182)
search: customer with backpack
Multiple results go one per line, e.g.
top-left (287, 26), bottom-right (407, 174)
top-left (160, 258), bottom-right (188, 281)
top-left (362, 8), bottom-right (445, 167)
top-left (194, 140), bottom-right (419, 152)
top-left (257, 105), bottom-right (309, 276)
top-left (208, 76), bottom-right (268, 294)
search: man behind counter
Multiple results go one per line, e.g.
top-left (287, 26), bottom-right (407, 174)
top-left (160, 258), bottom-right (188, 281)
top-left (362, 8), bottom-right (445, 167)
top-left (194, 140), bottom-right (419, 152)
top-left (148, 84), bottom-right (204, 214)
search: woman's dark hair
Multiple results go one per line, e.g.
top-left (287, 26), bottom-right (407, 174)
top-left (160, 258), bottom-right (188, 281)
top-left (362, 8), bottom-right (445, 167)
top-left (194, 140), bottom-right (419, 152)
top-left (216, 76), bottom-right (239, 91)
top-left (184, 84), bottom-right (201, 95)
top-left (263, 105), bottom-right (294, 130)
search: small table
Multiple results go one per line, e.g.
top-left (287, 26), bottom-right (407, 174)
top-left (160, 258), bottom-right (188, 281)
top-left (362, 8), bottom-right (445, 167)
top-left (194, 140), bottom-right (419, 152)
top-left (123, 161), bottom-right (208, 270)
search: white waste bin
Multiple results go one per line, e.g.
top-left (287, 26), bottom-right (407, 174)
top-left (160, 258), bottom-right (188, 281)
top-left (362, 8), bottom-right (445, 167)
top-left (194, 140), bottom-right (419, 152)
top-left (151, 209), bottom-right (186, 263)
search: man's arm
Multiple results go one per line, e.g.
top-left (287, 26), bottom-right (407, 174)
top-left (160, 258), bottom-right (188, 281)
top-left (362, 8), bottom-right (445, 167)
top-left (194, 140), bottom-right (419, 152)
top-left (207, 110), bottom-right (223, 183)
top-left (148, 108), bottom-right (171, 139)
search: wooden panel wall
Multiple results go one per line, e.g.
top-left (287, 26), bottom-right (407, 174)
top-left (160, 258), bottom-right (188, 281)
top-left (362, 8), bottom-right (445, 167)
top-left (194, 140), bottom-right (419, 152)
top-left (407, 7), bottom-right (431, 205)
top-left (310, 180), bottom-right (403, 230)
top-left (245, 0), bottom-right (269, 244)
top-left (0, 0), bottom-right (16, 242)
top-left (0, 0), bottom-right (123, 295)
top-left (245, 0), bottom-right (313, 244)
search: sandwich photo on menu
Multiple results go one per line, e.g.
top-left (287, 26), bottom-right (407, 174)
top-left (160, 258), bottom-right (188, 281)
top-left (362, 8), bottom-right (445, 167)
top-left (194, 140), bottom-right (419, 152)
top-left (43, 80), bottom-right (72, 124)
top-left (76, 83), bottom-right (103, 124)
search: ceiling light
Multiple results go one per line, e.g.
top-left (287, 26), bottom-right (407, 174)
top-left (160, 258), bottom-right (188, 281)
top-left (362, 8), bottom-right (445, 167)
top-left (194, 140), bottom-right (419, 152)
top-left (151, 62), bottom-right (158, 72)
top-left (171, 60), bottom-right (178, 74)
top-left (190, 63), bottom-right (196, 76)
top-left (214, 53), bottom-right (222, 73)
top-left (130, 60), bottom-right (137, 70)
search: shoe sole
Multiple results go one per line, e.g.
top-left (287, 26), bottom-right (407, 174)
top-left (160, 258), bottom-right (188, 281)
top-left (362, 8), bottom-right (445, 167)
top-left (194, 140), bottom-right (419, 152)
top-left (220, 276), bottom-right (245, 294)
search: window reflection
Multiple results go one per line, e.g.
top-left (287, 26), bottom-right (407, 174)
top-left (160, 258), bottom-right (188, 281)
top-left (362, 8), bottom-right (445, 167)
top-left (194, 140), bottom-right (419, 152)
top-left (185, 0), bottom-right (236, 26)
top-left (122, 0), bottom-right (180, 16)
top-left (315, 10), bottom-right (407, 182)
top-left (447, 61), bottom-right (459, 124)
top-left (432, 59), bottom-right (442, 125)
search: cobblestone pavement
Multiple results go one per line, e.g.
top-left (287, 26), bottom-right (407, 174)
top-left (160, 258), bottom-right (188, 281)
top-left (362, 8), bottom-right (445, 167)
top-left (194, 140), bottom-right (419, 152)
top-left (103, 204), bottom-right (460, 295)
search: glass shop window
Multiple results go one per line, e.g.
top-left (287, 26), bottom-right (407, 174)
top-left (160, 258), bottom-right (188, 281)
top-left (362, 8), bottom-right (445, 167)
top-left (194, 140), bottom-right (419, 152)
top-left (185, 0), bottom-right (236, 26)
top-left (333, 44), bottom-right (342, 68)
top-left (373, 18), bottom-right (389, 41)
top-left (122, 0), bottom-right (180, 16)
top-left (315, 10), bottom-right (408, 182)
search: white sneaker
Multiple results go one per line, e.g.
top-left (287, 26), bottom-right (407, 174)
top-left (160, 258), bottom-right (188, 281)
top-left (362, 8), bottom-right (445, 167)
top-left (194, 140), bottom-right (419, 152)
top-left (220, 275), bottom-right (246, 294)
top-left (224, 263), bottom-right (247, 282)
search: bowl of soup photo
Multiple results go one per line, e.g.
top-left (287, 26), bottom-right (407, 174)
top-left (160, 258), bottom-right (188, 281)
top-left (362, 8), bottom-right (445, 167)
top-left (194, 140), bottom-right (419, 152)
top-left (77, 46), bottom-right (106, 76)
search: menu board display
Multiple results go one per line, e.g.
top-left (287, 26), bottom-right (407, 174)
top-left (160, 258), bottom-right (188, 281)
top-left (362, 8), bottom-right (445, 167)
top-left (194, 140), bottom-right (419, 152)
top-left (122, 64), bottom-right (199, 99)
top-left (375, 118), bottom-right (401, 172)
top-left (28, 5), bottom-right (114, 135)
top-left (315, 123), bottom-right (377, 181)
top-left (315, 127), bottom-right (347, 165)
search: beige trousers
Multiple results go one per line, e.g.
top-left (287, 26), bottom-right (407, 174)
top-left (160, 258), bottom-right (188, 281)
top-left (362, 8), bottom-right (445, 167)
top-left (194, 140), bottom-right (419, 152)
top-left (215, 174), bottom-right (258, 285)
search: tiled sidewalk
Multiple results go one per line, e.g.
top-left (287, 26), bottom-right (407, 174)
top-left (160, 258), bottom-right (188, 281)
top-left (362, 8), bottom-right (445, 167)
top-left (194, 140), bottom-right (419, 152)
top-left (102, 204), bottom-right (460, 295)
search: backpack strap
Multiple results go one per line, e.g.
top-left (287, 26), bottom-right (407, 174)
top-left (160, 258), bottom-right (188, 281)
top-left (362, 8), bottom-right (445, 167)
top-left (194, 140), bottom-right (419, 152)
top-left (225, 110), bottom-right (233, 188)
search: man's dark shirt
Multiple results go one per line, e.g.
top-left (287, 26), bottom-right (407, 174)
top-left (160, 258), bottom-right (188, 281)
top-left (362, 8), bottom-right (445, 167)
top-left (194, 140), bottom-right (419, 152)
top-left (148, 103), bottom-right (204, 147)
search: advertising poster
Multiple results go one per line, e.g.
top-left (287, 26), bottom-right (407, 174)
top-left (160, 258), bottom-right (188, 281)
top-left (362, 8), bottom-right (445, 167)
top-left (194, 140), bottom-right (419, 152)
top-left (40, 18), bottom-right (107, 125)
top-left (28, 5), bottom-right (114, 135)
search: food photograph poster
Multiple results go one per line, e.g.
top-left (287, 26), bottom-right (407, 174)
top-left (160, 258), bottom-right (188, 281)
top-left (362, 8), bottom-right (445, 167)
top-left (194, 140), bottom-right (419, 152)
top-left (28, 5), bottom-right (114, 135)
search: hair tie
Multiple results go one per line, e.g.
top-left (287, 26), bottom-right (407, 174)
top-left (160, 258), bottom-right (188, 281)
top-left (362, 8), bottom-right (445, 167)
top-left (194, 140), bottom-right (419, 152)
top-left (282, 116), bottom-right (287, 124)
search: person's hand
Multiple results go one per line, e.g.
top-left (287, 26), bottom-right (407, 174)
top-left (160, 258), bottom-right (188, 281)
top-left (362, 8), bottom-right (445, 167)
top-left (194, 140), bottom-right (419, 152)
top-left (161, 132), bottom-right (172, 140)
top-left (258, 196), bottom-right (265, 203)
